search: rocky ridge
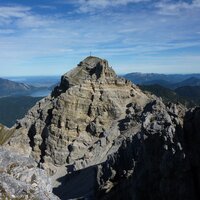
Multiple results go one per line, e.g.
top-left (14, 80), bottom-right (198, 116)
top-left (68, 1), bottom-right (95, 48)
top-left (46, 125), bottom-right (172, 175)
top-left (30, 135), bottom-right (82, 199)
top-left (1, 56), bottom-right (200, 200)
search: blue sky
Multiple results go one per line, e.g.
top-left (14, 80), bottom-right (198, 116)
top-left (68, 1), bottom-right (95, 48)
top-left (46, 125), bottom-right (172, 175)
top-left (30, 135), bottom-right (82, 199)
top-left (0, 0), bottom-right (200, 76)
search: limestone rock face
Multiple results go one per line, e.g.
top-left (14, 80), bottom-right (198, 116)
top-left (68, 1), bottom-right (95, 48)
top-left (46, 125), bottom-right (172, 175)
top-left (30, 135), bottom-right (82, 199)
top-left (3, 56), bottom-right (200, 200)
top-left (7, 56), bottom-right (149, 173)
top-left (0, 147), bottom-right (59, 200)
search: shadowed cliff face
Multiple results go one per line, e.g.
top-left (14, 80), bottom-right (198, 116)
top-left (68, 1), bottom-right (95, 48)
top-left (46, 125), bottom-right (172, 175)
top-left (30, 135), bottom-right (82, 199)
top-left (2, 56), bottom-right (200, 200)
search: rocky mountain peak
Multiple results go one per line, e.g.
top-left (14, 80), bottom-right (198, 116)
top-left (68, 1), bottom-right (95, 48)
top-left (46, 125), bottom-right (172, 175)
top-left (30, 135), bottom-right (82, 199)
top-left (52, 56), bottom-right (118, 97)
top-left (7, 56), bottom-right (149, 170)
top-left (75, 56), bottom-right (116, 81)
top-left (4, 56), bottom-right (200, 200)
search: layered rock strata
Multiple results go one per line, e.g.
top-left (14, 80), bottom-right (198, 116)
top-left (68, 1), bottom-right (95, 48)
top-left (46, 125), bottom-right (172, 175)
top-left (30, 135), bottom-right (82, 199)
top-left (6, 57), bottom-right (150, 173)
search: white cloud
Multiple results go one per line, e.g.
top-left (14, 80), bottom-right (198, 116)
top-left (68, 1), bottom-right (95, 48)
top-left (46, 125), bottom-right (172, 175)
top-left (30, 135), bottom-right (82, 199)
top-left (76, 0), bottom-right (149, 13)
top-left (156, 0), bottom-right (200, 15)
top-left (17, 15), bottom-right (55, 28)
top-left (0, 3), bottom-right (199, 59)
top-left (0, 5), bottom-right (57, 30)
top-left (0, 1), bottom-right (200, 75)
top-left (0, 6), bottom-right (31, 18)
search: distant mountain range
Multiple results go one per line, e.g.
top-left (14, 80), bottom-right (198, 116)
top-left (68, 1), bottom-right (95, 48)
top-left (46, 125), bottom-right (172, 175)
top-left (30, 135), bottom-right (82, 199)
top-left (6, 75), bottom-right (60, 87)
top-left (139, 84), bottom-right (199, 107)
top-left (175, 86), bottom-right (200, 104)
top-left (0, 77), bottom-right (49, 97)
top-left (173, 77), bottom-right (200, 88)
top-left (0, 96), bottom-right (42, 127)
top-left (123, 73), bottom-right (200, 88)
top-left (0, 77), bottom-right (33, 96)
top-left (139, 84), bottom-right (189, 105)
top-left (123, 72), bottom-right (200, 107)
top-left (0, 77), bottom-right (55, 126)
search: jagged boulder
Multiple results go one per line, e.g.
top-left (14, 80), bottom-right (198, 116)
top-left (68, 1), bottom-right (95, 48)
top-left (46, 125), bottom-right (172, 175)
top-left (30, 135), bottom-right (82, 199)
top-left (0, 147), bottom-right (59, 200)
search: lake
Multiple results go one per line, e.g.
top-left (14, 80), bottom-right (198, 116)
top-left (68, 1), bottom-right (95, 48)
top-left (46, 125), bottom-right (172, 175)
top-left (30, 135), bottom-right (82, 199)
top-left (30, 89), bottom-right (51, 97)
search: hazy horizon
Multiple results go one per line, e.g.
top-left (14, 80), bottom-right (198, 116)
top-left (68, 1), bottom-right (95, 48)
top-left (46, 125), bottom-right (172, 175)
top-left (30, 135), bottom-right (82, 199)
top-left (0, 0), bottom-right (200, 76)
top-left (2, 72), bottom-right (200, 78)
